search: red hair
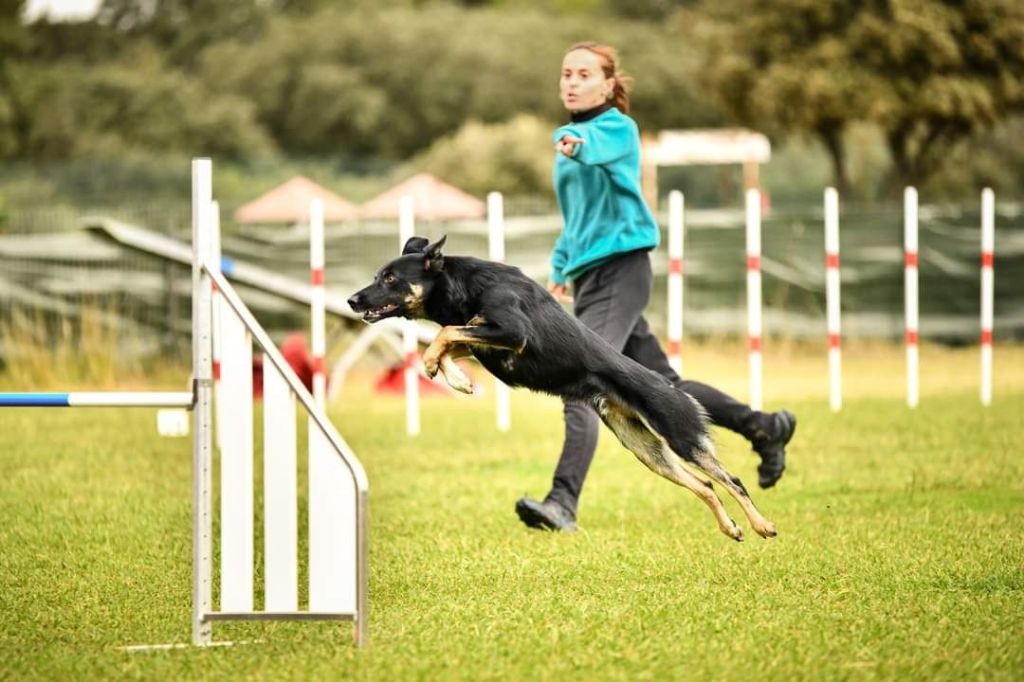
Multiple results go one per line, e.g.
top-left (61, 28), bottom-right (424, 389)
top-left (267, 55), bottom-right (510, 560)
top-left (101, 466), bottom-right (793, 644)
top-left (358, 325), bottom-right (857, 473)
top-left (566, 42), bottom-right (633, 113)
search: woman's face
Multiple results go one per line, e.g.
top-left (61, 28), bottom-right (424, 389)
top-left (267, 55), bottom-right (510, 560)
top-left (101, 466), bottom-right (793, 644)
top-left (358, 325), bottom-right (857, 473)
top-left (559, 49), bottom-right (613, 112)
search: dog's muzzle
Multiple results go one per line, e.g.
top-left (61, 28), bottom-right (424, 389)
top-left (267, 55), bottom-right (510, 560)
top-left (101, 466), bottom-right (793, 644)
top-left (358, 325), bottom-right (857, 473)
top-left (347, 293), bottom-right (397, 323)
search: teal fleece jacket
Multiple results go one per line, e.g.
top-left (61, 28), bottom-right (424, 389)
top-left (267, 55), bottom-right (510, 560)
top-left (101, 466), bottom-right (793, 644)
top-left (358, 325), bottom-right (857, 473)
top-left (550, 105), bottom-right (660, 285)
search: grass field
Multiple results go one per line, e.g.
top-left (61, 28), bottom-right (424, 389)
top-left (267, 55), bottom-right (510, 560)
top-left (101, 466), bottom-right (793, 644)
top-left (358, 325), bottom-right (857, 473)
top-left (1, 342), bottom-right (1023, 680)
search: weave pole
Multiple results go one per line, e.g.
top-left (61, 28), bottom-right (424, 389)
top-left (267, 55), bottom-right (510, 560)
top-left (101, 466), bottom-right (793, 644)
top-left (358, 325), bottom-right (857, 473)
top-left (310, 198), bottom-right (326, 410)
top-left (488, 191), bottom-right (511, 432)
top-left (824, 188), bottom-right (842, 412)
top-left (667, 190), bottom-right (684, 375)
top-left (399, 195), bottom-right (420, 437)
top-left (904, 187), bottom-right (920, 409)
top-left (745, 188), bottom-right (763, 411)
top-left (980, 188), bottom-right (995, 406)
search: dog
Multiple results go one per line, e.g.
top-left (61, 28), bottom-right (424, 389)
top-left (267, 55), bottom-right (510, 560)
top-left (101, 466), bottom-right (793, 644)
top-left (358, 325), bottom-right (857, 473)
top-left (347, 236), bottom-right (776, 541)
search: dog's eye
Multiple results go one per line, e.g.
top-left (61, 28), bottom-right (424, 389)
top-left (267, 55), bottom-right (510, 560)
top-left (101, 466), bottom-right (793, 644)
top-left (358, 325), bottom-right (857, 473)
top-left (383, 273), bottom-right (396, 285)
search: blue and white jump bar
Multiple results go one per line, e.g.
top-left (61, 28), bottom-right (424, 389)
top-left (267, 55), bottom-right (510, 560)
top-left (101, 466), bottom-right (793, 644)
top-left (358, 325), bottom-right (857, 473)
top-left (0, 391), bottom-right (193, 407)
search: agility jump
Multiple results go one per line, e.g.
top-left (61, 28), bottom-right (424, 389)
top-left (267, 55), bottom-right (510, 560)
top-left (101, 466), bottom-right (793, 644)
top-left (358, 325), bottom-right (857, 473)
top-left (0, 158), bottom-right (369, 649)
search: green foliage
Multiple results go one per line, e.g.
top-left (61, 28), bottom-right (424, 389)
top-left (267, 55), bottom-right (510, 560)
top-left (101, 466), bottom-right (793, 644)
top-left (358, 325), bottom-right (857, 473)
top-left (6, 3), bottom-right (713, 166)
top-left (408, 114), bottom-right (555, 196)
top-left (690, 0), bottom-right (1024, 195)
top-left (923, 114), bottom-right (1024, 198)
top-left (3, 46), bottom-right (273, 160)
top-left (4, 1), bottom-right (1021, 202)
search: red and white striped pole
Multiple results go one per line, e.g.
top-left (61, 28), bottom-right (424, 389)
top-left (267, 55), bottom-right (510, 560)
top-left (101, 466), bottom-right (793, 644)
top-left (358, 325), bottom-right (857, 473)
top-left (399, 195), bottom-right (420, 436)
top-left (667, 190), bottom-right (684, 375)
top-left (488, 191), bottom-right (511, 432)
top-left (309, 198), bottom-right (326, 411)
top-left (745, 188), bottom-right (763, 411)
top-left (824, 188), bottom-right (842, 412)
top-left (980, 187), bottom-right (995, 406)
top-left (904, 187), bottom-right (919, 409)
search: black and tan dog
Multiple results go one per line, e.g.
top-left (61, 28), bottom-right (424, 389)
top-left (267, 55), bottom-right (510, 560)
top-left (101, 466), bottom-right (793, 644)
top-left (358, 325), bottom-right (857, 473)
top-left (348, 236), bottom-right (776, 541)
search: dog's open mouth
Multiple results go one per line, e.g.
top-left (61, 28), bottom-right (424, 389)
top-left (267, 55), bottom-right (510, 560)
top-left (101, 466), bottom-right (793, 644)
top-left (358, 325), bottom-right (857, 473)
top-left (363, 303), bottom-right (398, 322)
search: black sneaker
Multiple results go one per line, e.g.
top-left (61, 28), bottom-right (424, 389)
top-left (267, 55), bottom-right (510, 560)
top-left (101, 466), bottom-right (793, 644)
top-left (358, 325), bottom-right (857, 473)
top-left (515, 496), bottom-right (577, 532)
top-left (753, 410), bottom-right (796, 489)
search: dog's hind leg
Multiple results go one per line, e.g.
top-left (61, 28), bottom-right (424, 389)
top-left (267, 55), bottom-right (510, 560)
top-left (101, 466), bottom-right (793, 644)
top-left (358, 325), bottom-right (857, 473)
top-left (598, 399), bottom-right (745, 542)
top-left (687, 444), bottom-right (777, 539)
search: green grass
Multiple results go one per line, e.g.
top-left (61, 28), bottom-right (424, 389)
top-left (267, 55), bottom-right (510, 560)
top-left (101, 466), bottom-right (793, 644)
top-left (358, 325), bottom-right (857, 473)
top-left (1, 343), bottom-right (1023, 680)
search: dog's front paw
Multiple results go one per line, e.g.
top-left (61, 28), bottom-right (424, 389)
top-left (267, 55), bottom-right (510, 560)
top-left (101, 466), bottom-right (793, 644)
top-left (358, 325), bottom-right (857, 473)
top-left (422, 352), bottom-right (441, 379)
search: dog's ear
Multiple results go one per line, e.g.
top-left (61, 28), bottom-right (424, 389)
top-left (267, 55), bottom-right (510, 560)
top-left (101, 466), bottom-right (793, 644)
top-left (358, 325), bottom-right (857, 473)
top-left (402, 236), bottom-right (430, 255)
top-left (423, 235), bottom-right (447, 273)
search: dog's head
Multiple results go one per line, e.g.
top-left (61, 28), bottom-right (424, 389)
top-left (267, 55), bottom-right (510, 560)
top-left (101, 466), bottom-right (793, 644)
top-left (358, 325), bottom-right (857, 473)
top-left (347, 235), bottom-right (447, 323)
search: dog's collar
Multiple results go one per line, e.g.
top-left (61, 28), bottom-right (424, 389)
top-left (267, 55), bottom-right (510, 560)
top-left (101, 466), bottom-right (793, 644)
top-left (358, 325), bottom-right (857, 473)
top-left (570, 102), bottom-right (614, 123)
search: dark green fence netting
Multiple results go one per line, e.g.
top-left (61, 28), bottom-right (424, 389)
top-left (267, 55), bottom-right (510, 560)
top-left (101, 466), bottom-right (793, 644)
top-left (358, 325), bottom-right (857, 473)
top-left (1, 201), bottom-right (1021, 364)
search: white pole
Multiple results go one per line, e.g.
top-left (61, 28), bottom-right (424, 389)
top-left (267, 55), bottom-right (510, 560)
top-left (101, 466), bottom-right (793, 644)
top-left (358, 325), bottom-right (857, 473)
top-left (399, 196), bottom-right (420, 437)
top-left (190, 158), bottom-right (214, 646)
top-left (824, 188), bottom-right (842, 412)
top-left (309, 198), bottom-right (326, 411)
top-left (210, 201), bottom-right (223, 450)
top-left (904, 187), bottom-right (920, 408)
top-left (667, 190), bottom-right (684, 375)
top-left (488, 191), bottom-right (511, 432)
top-left (981, 188), bottom-right (994, 406)
top-left (745, 188), bottom-right (763, 411)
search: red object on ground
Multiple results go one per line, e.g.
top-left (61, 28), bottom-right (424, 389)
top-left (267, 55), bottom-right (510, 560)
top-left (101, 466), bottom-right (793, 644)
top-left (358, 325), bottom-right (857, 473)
top-left (280, 333), bottom-right (315, 391)
top-left (374, 365), bottom-right (452, 395)
top-left (251, 332), bottom-right (321, 399)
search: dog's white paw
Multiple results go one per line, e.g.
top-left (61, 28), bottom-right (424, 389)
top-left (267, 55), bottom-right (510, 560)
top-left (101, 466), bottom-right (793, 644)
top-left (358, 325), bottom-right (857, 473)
top-left (440, 358), bottom-right (473, 394)
top-left (446, 373), bottom-right (474, 394)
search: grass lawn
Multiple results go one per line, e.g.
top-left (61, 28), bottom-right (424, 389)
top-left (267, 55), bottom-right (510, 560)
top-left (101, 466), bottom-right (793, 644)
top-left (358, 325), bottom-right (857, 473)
top-left (1, 342), bottom-right (1022, 680)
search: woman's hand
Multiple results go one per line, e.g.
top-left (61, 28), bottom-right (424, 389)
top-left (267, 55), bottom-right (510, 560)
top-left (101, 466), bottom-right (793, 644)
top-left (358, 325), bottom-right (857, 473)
top-left (547, 280), bottom-right (574, 304)
top-left (555, 135), bottom-right (584, 157)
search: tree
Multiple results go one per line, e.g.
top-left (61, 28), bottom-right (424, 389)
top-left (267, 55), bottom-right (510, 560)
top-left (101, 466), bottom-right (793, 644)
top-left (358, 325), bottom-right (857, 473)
top-left (689, 0), bottom-right (1024, 195)
top-left (855, 0), bottom-right (1024, 191)
top-left (0, 0), bottom-right (31, 157)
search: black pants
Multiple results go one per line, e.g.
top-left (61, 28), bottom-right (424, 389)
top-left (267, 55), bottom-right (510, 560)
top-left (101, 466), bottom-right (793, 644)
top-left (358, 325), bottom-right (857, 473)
top-left (544, 249), bottom-right (769, 516)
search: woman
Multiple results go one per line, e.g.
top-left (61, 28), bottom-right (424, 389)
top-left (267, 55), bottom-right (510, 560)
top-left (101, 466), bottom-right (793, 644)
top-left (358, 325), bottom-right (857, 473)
top-left (515, 42), bottom-right (796, 532)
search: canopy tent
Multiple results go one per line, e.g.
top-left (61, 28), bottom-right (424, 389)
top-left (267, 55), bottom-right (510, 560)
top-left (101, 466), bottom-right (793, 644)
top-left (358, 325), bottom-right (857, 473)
top-left (359, 173), bottom-right (485, 221)
top-left (234, 176), bottom-right (360, 224)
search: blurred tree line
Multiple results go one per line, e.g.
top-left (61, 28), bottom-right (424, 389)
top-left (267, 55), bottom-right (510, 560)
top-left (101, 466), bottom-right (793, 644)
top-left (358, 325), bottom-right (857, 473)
top-left (0, 0), bottom-right (1022, 204)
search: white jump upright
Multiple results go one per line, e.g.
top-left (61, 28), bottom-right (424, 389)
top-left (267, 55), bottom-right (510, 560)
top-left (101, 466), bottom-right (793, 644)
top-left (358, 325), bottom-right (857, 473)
top-left (211, 202), bottom-right (225, 450)
top-left (196, 159), bottom-right (367, 646)
top-left (488, 191), bottom-right (511, 432)
top-left (824, 188), bottom-right (842, 412)
top-left (904, 187), bottom-right (920, 409)
top-left (191, 159), bottom-right (216, 647)
top-left (398, 195), bottom-right (421, 437)
top-left (745, 188), bottom-right (764, 411)
top-left (0, 158), bottom-right (369, 649)
top-left (980, 188), bottom-right (995, 406)
top-left (215, 194), bottom-right (255, 615)
top-left (667, 190), bottom-right (685, 375)
top-left (263, 341), bottom-right (298, 614)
